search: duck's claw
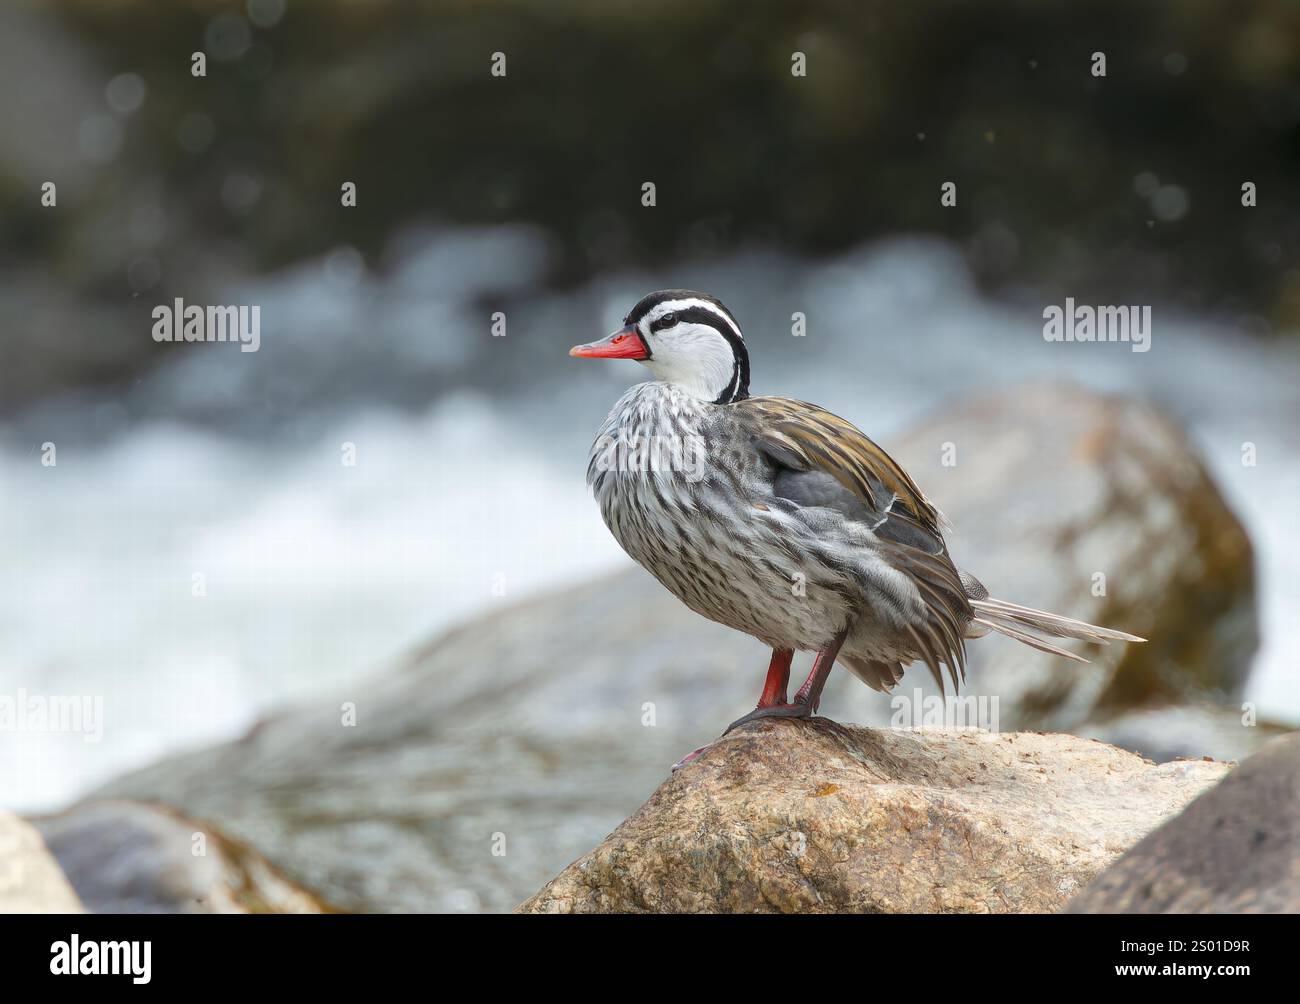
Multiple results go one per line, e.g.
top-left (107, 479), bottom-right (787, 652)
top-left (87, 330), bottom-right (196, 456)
top-left (721, 700), bottom-right (814, 736)
top-left (671, 744), bottom-right (713, 771)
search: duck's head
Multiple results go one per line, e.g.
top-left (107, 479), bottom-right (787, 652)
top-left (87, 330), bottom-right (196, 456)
top-left (570, 289), bottom-right (750, 404)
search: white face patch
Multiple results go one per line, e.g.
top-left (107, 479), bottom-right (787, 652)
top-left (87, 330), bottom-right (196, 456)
top-left (641, 323), bottom-right (736, 400)
top-left (637, 298), bottom-right (743, 402)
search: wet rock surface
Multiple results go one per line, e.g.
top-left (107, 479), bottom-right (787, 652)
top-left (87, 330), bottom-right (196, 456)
top-left (519, 722), bottom-right (1229, 913)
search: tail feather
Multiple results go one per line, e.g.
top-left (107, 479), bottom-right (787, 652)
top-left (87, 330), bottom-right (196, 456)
top-left (971, 617), bottom-right (1089, 662)
top-left (971, 597), bottom-right (1146, 644)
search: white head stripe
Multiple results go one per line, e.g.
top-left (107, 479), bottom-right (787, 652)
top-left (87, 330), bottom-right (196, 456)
top-left (647, 298), bottom-right (743, 342)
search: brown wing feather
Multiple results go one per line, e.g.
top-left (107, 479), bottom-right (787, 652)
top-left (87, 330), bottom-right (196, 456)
top-left (734, 397), bottom-right (945, 533)
top-left (734, 396), bottom-right (971, 692)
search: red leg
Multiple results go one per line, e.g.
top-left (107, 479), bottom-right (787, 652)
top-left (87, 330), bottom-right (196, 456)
top-left (791, 629), bottom-right (848, 712)
top-left (720, 627), bottom-right (850, 735)
top-left (757, 648), bottom-right (794, 707)
top-left (672, 631), bottom-right (851, 770)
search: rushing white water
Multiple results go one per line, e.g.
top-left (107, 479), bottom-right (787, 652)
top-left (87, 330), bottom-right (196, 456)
top-left (2, 231), bottom-right (1296, 812)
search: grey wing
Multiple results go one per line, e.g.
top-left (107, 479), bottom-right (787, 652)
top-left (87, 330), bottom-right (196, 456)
top-left (768, 460), bottom-right (947, 556)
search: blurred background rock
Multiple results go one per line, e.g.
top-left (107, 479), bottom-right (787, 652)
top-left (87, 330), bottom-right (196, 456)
top-left (0, 0), bottom-right (1297, 905)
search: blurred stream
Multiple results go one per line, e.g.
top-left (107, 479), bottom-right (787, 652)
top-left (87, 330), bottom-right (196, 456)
top-left (2, 230), bottom-right (1297, 812)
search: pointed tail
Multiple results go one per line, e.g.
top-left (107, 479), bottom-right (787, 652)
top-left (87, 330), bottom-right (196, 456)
top-left (968, 596), bottom-right (1145, 663)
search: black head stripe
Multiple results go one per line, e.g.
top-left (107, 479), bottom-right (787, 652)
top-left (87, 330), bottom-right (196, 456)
top-left (626, 289), bottom-right (741, 335)
top-left (652, 305), bottom-right (733, 334)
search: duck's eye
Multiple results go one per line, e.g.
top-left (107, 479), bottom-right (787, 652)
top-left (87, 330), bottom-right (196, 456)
top-left (648, 311), bottom-right (680, 334)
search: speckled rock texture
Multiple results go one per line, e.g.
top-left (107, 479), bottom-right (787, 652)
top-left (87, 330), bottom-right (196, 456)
top-left (1067, 732), bottom-right (1299, 913)
top-left (519, 721), bottom-right (1230, 914)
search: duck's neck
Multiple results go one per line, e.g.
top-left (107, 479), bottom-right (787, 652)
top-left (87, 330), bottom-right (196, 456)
top-left (656, 352), bottom-right (749, 405)
top-left (712, 339), bottom-right (750, 404)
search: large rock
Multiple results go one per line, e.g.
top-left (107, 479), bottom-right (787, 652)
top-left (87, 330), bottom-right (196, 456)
top-left (0, 812), bottom-right (83, 913)
top-left (90, 386), bottom-right (1254, 912)
top-left (519, 721), bottom-right (1229, 913)
top-left (34, 801), bottom-right (332, 914)
top-left (890, 384), bottom-right (1255, 730)
top-left (1066, 732), bottom-right (1299, 913)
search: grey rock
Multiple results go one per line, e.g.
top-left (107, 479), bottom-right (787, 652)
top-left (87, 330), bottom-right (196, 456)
top-left (889, 383), bottom-right (1256, 730)
top-left (1066, 732), bottom-right (1300, 913)
top-left (35, 800), bottom-right (332, 914)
